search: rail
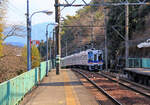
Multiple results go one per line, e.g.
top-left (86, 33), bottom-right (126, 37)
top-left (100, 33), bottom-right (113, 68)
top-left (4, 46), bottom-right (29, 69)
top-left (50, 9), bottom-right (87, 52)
top-left (73, 69), bottom-right (122, 105)
top-left (0, 60), bottom-right (52, 105)
top-left (99, 72), bottom-right (150, 98)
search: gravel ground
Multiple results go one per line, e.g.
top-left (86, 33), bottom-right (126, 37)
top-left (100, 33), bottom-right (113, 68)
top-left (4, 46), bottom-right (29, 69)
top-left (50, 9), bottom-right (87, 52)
top-left (76, 69), bottom-right (150, 105)
top-left (74, 71), bottom-right (116, 105)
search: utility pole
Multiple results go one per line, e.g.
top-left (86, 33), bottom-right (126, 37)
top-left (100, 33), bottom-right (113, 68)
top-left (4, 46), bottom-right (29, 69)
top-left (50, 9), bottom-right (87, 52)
top-left (55, 0), bottom-right (60, 75)
top-left (27, 0), bottom-right (31, 71)
top-left (91, 15), bottom-right (94, 49)
top-left (102, 0), bottom-right (108, 71)
top-left (125, 4), bottom-right (129, 68)
top-left (104, 7), bottom-right (108, 71)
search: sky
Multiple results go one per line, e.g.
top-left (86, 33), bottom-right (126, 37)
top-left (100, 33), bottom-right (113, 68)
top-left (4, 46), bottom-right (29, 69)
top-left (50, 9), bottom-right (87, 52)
top-left (5, 0), bottom-right (91, 45)
top-left (7, 0), bottom-right (55, 25)
top-left (7, 0), bottom-right (91, 25)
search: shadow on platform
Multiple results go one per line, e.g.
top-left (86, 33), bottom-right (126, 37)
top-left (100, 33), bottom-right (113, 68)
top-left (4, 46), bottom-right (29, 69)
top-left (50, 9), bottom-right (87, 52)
top-left (38, 81), bottom-right (82, 86)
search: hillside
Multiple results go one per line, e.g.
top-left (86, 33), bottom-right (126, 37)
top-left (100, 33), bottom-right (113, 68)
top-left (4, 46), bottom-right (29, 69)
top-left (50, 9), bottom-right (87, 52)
top-left (0, 45), bottom-right (26, 83)
top-left (61, 0), bottom-right (105, 57)
top-left (61, 0), bottom-right (150, 60)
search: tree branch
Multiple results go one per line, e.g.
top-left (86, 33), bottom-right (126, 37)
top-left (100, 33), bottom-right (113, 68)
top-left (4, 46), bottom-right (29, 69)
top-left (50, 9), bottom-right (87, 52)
top-left (3, 24), bottom-right (26, 41)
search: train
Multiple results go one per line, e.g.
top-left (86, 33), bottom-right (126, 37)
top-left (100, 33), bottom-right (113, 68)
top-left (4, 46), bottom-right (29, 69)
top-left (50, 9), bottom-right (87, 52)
top-left (61, 49), bottom-right (104, 71)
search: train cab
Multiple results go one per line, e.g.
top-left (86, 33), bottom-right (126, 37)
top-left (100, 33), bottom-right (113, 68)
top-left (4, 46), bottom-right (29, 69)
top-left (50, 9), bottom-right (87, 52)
top-left (88, 50), bottom-right (103, 71)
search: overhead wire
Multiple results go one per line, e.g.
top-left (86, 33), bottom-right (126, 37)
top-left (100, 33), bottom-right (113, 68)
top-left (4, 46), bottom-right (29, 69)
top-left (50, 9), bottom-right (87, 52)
top-left (7, 2), bottom-right (26, 17)
top-left (52, 0), bottom-right (79, 20)
top-left (6, 2), bottom-right (26, 21)
top-left (1, 1), bottom-right (26, 26)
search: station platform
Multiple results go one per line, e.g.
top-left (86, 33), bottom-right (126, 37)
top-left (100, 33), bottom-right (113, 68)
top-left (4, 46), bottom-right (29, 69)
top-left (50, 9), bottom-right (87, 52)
top-left (20, 69), bottom-right (99, 105)
top-left (124, 68), bottom-right (150, 85)
top-left (124, 68), bottom-right (150, 76)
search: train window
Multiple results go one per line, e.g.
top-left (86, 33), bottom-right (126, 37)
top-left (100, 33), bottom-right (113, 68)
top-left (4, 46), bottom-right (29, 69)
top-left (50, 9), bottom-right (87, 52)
top-left (88, 52), bottom-right (93, 62)
top-left (98, 54), bottom-right (102, 61)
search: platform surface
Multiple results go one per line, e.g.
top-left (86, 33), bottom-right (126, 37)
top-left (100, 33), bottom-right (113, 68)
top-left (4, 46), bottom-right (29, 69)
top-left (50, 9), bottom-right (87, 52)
top-left (20, 69), bottom-right (99, 105)
top-left (124, 68), bottom-right (150, 76)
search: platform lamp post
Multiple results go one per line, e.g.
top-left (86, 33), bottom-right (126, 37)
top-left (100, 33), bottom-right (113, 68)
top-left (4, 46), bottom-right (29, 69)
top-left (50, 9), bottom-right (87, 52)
top-left (26, 10), bottom-right (53, 71)
top-left (49, 31), bottom-right (53, 70)
top-left (46, 23), bottom-right (58, 76)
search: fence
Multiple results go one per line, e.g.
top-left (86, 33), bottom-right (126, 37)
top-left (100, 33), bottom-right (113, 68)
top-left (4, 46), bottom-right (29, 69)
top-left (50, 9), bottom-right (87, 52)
top-left (40, 61), bottom-right (47, 81)
top-left (128, 58), bottom-right (150, 68)
top-left (0, 60), bottom-right (52, 105)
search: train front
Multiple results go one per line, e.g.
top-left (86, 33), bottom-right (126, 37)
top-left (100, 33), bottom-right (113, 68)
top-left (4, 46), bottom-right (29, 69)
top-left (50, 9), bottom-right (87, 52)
top-left (88, 50), bottom-right (104, 71)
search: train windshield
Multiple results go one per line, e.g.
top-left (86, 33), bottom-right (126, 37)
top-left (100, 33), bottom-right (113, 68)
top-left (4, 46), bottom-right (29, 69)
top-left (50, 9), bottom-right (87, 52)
top-left (88, 51), bottom-right (93, 62)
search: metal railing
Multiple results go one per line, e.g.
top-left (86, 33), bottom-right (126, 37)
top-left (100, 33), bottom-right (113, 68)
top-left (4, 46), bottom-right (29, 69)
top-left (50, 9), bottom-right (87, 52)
top-left (128, 58), bottom-right (150, 68)
top-left (40, 61), bottom-right (47, 81)
top-left (0, 60), bottom-right (52, 105)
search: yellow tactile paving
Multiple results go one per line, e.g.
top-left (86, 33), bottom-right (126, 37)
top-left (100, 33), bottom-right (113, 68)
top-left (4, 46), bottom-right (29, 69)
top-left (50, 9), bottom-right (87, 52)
top-left (63, 71), bottom-right (81, 105)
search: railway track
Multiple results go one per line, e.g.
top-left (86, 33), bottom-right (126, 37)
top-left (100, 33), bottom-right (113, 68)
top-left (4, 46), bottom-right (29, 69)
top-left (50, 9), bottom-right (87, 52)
top-left (102, 71), bottom-right (150, 90)
top-left (73, 69), bottom-right (150, 105)
top-left (73, 69), bottom-right (121, 105)
top-left (100, 71), bottom-right (150, 97)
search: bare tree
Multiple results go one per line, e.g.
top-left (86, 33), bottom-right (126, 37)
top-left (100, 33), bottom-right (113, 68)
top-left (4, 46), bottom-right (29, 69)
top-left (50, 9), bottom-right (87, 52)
top-left (3, 24), bottom-right (26, 41)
